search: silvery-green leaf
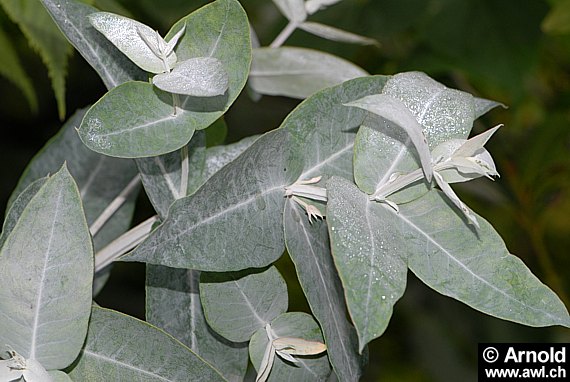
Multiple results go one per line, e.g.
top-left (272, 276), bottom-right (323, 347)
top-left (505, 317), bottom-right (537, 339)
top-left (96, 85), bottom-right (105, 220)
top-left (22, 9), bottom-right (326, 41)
top-left (67, 307), bottom-right (226, 381)
top-left (39, 0), bottom-right (146, 90)
top-left (78, 81), bottom-right (214, 158)
top-left (88, 12), bottom-right (176, 74)
top-left (283, 200), bottom-right (366, 381)
top-left (79, 0), bottom-right (251, 158)
top-left (250, 313), bottom-right (331, 382)
top-left (136, 131), bottom-right (206, 219)
top-left (21, 359), bottom-right (51, 382)
top-left (0, 165), bottom-right (93, 370)
top-left (345, 94), bottom-right (433, 183)
top-left (272, 0), bottom-right (307, 22)
top-left (146, 266), bottom-right (249, 381)
top-left (298, 22), bottom-right (378, 46)
top-left (153, 57), bottom-right (229, 97)
top-left (8, 108), bottom-right (138, 252)
top-left (353, 72), bottom-right (476, 201)
top-left (47, 370), bottom-right (72, 382)
top-left (123, 128), bottom-right (303, 271)
top-left (326, 177), bottom-right (408, 351)
top-left (305, 0), bottom-right (342, 14)
top-left (200, 267), bottom-right (288, 342)
top-left (250, 47), bottom-right (368, 99)
top-left (401, 190), bottom-right (570, 328)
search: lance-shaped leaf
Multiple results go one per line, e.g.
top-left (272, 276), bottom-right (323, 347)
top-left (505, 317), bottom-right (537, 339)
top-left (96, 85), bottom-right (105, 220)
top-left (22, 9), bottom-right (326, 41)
top-left (78, 0), bottom-right (251, 158)
top-left (40, 0), bottom-right (146, 90)
top-left (7, 108), bottom-right (138, 252)
top-left (250, 47), bottom-right (368, 99)
top-left (345, 94), bottom-right (433, 183)
top-left (67, 307), bottom-right (226, 381)
top-left (272, 0), bottom-right (307, 22)
top-left (400, 190), bottom-right (570, 328)
top-left (250, 313), bottom-right (331, 382)
top-left (353, 71), bottom-right (478, 201)
top-left (123, 127), bottom-right (303, 271)
top-left (283, 200), bottom-right (366, 381)
top-left (136, 131), bottom-right (206, 219)
top-left (88, 11), bottom-right (178, 74)
top-left (200, 266), bottom-right (288, 342)
top-left (153, 57), bottom-right (229, 96)
top-left (0, 165), bottom-right (93, 370)
top-left (298, 22), bottom-right (378, 46)
top-left (326, 176), bottom-right (408, 351)
top-left (146, 266), bottom-right (249, 381)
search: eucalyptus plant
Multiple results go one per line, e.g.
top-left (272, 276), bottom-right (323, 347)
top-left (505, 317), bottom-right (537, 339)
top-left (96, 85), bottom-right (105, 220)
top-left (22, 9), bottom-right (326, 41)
top-left (1, 0), bottom-right (568, 381)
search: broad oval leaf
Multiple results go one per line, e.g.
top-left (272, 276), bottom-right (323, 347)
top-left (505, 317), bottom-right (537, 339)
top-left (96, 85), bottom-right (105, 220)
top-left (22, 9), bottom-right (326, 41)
top-left (123, 127), bottom-right (303, 271)
top-left (283, 200), bottom-right (366, 381)
top-left (153, 57), bottom-right (229, 96)
top-left (250, 47), bottom-right (368, 99)
top-left (0, 165), bottom-right (93, 370)
top-left (78, 81), bottom-right (213, 158)
top-left (326, 176), bottom-right (408, 351)
top-left (40, 0), bottom-right (146, 90)
top-left (250, 312), bottom-right (331, 382)
top-left (88, 11), bottom-right (177, 74)
top-left (400, 190), bottom-right (570, 328)
top-left (146, 266), bottom-right (249, 382)
top-left (67, 307), bottom-right (226, 381)
top-left (200, 266), bottom-right (288, 342)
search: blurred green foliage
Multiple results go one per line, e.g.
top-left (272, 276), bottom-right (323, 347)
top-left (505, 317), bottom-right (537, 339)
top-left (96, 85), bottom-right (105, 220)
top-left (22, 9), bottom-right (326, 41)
top-left (1, 0), bottom-right (569, 381)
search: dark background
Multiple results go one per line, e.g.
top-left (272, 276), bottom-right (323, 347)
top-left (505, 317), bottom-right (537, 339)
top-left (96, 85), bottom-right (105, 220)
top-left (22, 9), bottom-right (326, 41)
top-left (1, 0), bottom-right (569, 380)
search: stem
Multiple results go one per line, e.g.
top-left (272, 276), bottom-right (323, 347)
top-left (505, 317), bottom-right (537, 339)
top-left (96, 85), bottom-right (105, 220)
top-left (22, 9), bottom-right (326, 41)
top-left (172, 93), bottom-right (180, 116)
top-left (179, 145), bottom-right (189, 198)
top-left (89, 175), bottom-right (141, 237)
top-left (270, 20), bottom-right (298, 48)
top-left (95, 215), bottom-right (159, 272)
